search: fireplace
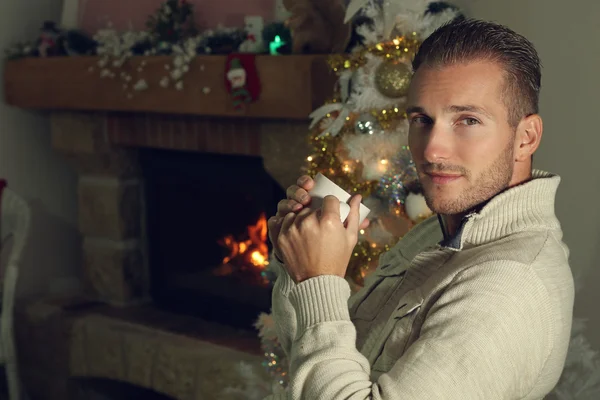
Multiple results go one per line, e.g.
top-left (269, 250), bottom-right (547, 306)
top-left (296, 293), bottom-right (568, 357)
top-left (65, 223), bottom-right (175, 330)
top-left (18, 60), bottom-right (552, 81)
top-left (7, 53), bottom-right (331, 399)
top-left (14, 112), bottom-right (312, 400)
top-left (140, 147), bottom-right (285, 329)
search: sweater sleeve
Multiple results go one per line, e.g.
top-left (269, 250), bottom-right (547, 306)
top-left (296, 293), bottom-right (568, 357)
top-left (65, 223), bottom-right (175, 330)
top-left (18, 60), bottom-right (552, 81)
top-left (268, 252), bottom-right (298, 358)
top-left (284, 261), bottom-right (554, 399)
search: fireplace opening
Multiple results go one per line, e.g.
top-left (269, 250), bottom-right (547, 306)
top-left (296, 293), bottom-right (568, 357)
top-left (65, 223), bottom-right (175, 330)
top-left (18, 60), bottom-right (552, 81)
top-left (140, 148), bottom-right (285, 330)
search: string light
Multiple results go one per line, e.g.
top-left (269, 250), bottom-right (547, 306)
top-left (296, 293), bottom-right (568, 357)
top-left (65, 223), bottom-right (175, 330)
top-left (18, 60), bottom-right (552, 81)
top-left (348, 241), bottom-right (391, 286)
top-left (260, 332), bottom-right (288, 388)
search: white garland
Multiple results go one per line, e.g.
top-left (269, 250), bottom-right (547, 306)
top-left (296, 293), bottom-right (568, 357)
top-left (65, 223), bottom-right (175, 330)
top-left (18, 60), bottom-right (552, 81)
top-left (89, 23), bottom-right (240, 98)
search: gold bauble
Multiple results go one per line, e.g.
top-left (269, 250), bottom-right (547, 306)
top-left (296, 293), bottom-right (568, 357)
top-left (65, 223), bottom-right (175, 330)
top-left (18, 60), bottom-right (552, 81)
top-left (374, 61), bottom-right (412, 99)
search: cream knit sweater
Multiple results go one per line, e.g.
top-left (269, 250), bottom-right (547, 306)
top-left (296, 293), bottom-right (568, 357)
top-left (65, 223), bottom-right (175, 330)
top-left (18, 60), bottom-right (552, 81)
top-left (266, 170), bottom-right (574, 399)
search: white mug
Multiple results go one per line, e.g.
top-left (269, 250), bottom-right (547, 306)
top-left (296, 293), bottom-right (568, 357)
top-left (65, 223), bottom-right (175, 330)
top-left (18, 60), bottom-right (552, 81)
top-left (308, 173), bottom-right (371, 225)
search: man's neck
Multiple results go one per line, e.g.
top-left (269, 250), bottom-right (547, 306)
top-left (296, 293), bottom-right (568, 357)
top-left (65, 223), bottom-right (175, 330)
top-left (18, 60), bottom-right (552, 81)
top-left (439, 199), bottom-right (489, 238)
top-left (439, 213), bottom-right (465, 239)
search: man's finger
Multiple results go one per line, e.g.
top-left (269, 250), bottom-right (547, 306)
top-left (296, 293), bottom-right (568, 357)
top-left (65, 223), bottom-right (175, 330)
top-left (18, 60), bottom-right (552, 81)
top-left (286, 185), bottom-right (310, 205)
top-left (276, 199), bottom-right (302, 217)
top-left (280, 212), bottom-right (297, 234)
top-left (296, 175), bottom-right (315, 191)
top-left (267, 216), bottom-right (282, 240)
top-left (293, 206), bottom-right (314, 228)
top-left (267, 215), bottom-right (280, 229)
top-left (321, 195), bottom-right (341, 222)
top-left (345, 194), bottom-right (362, 234)
top-left (359, 218), bottom-right (371, 230)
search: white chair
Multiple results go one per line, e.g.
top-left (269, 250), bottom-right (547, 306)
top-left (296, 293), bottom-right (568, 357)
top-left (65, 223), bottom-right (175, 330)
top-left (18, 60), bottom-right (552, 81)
top-left (0, 188), bottom-right (31, 400)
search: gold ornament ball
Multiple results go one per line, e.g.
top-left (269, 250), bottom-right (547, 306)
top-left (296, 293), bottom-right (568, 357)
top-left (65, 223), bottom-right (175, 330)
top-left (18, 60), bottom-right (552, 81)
top-left (374, 61), bottom-right (412, 99)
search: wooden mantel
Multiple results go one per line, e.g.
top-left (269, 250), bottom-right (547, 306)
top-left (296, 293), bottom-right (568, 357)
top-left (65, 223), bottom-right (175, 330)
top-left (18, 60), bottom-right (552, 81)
top-left (3, 55), bottom-right (337, 120)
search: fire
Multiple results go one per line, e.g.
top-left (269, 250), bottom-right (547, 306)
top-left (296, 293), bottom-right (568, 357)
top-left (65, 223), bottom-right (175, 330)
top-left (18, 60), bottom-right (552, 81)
top-left (216, 213), bottom-right (270, 283)
top-left (251, 250), bottom-right (267, 266)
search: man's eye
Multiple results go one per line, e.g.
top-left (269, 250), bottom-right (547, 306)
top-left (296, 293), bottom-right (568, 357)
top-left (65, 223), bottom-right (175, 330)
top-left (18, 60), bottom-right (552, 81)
top-left (459, 117), bottom-right (480, 126)
top-left (410, 116), bottom-right (430, 125)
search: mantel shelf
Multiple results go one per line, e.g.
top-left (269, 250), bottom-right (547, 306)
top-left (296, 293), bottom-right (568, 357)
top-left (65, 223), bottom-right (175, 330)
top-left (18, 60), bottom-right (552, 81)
top-left (3, 55), bottom-right (337, 120)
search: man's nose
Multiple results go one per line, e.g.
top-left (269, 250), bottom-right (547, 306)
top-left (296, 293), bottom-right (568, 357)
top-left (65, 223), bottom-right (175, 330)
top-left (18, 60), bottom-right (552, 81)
top-left (423, 124), bottom-right (453, 163)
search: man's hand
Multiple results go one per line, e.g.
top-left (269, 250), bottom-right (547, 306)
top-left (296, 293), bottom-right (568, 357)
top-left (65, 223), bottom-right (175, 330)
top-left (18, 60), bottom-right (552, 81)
top-left (275, 194), bottom-right (363, 283)
top-left (268, 175), bottom-right (370, 263)
top-left (268, 175), bottom-right (315, 261)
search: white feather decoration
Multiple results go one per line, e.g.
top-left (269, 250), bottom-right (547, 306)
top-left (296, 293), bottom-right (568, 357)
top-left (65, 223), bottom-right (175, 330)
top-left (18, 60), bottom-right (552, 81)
top-left (353, 0), bottom-right (384, 46)
top-left (342, 123), bottom-right (407, 180)
top-left (383, 0), bottom-right (429, 38)
top-left (404, 192), bottom-right (432, 222)
top-left (363, 218), bottom-right (396, 245)
top-left (416, 8), bottom-right (463, 39)
top-left (254, 312), bottom-right (278, 341)
top-left (362, 195), bottom-right (391, 219)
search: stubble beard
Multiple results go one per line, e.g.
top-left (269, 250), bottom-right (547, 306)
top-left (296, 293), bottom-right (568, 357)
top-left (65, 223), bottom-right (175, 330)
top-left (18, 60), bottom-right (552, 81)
top-left (420, 138), bottom-right (515, 216)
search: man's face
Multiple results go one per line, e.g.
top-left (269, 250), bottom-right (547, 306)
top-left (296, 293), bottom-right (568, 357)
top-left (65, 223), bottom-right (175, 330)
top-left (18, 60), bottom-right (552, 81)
top-left (407, 61), bottom-right (516, 215)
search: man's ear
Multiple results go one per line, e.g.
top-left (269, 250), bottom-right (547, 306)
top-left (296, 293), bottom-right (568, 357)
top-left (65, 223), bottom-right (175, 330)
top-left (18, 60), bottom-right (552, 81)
top-left (515, 114), bottom-right (543, 161)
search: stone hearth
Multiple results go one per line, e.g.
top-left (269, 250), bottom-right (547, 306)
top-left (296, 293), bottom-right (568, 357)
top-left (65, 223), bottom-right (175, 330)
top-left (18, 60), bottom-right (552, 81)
top-left (18, 299), bottom-right (268, 400)
top-left (17, 111), bottom-right (311, 399)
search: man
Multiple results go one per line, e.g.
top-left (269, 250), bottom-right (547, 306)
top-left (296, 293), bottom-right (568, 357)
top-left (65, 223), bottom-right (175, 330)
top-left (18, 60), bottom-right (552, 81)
top-left (266, 18), bottom-right (574, 399)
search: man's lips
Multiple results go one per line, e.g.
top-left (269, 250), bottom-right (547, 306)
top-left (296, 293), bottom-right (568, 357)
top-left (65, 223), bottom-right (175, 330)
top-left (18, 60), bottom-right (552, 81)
top-left (425, 172), bottom-right (462, 184)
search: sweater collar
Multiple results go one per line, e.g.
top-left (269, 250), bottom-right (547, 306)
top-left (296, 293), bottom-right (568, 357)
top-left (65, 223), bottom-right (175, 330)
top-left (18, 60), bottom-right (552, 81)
top-left (439, 170), bottom-right (562, 250)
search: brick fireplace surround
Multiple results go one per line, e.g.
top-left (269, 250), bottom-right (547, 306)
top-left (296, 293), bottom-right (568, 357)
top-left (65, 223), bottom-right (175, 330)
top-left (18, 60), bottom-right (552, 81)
top-left (16, 111), bottom-right (311, 399)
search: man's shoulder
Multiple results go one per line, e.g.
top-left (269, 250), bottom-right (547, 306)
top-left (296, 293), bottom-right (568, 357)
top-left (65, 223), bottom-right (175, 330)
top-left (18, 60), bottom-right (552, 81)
top-left (452, 229), bottom-right (573, 295)
top-left (460, 230), bottom-right (553, 266)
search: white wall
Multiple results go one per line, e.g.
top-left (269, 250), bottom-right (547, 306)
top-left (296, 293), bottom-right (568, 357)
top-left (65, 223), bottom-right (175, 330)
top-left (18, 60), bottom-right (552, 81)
top-left (0, 0), bottom-right (81, 297)
top-left (454, 0), bottom-right (600, 349)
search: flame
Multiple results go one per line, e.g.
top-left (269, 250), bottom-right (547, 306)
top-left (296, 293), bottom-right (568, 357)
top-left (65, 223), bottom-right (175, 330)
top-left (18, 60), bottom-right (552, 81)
top-left (217, 213), bottom-right (270, 282)
top-left (251, 250), bottom-right (267, 266)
